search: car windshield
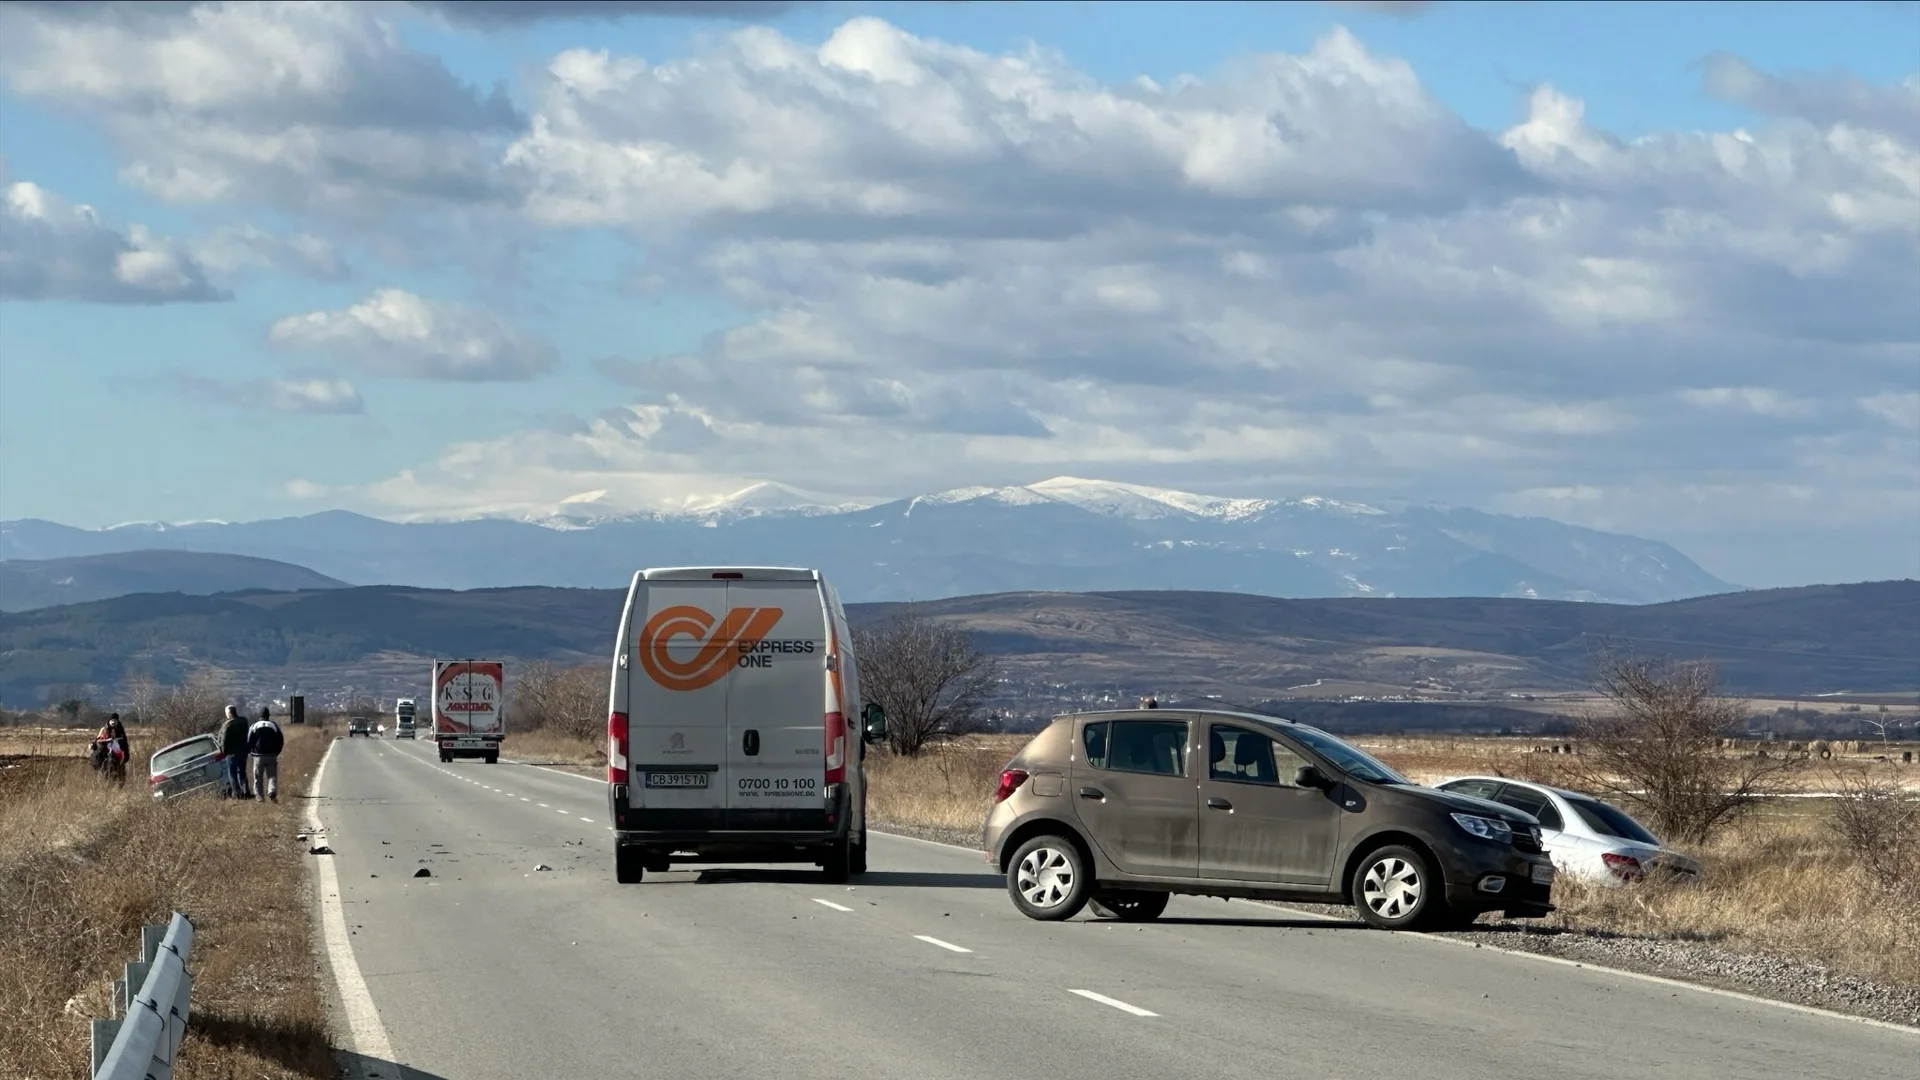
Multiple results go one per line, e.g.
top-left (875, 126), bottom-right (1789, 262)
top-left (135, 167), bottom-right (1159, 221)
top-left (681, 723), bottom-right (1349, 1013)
top-left (151, 737), bottom-right (214, 775)
top-left (1566, 795), bottom-right (1661, 844)
top-left (1281, 725), bottom-right (1409, 785)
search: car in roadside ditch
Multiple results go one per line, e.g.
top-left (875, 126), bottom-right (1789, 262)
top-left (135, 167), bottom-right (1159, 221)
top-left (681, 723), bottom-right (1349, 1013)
top-left (348, 717), bottom-right (372, 737)
top-left (1433, 775), bottom-right (1702, 885)
top-left (982, 708), bottom-right (1556, 930)
top-left (149, 732), bottom-right (228, 800)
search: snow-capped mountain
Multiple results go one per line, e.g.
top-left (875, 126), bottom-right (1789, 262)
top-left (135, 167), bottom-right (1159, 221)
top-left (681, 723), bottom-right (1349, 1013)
top-left (0, 477), bottom-right (1736, 604)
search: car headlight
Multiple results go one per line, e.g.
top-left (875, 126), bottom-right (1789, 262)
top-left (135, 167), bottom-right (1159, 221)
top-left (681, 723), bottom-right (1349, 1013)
top-left (1451, 813), bottom-right (1514, 843)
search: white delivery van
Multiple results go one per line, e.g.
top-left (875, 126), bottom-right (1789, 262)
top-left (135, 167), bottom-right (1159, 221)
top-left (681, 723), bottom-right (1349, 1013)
top-left (606, 567), bottom-right (888, 884)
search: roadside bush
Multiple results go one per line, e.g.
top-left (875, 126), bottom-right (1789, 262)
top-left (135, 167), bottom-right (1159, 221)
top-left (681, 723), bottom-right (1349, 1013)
top-left (514, 660), bottom-right (604, 740)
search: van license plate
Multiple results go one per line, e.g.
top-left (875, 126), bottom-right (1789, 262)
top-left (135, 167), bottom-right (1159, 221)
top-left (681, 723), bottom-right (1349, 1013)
top-left (1530, 864), bottom-right (1555, 885)
top-left (645, 772), bottom-right (709, 789)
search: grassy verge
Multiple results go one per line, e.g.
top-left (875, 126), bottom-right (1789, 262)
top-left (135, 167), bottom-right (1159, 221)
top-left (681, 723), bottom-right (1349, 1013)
top-left (0, 722), bottom-right (337, 1079)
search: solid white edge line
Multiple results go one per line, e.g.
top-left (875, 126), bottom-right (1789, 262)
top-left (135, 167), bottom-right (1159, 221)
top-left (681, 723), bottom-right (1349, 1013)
top-left (1069, 989), bottom-right (1157, 1017)
top-left (812, 898), bottom-right (854, 912)
top-left (864, 830), bottom-right (1916, 1035)
top-left (307, 740), bottom-right (398, 1061)
top-left (913, 935), bottom-right (973, 953)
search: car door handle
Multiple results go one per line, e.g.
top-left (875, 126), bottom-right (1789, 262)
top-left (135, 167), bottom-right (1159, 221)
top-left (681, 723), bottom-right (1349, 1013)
top-left (1078, 786), bottom-right (1104, 800)
top-left (1206, 797), bottom-right (1233, 811)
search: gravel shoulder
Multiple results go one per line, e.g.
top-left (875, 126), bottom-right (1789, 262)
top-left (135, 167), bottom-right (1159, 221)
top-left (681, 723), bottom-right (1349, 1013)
top-left (874, 818), bottom-right (1920, 1032)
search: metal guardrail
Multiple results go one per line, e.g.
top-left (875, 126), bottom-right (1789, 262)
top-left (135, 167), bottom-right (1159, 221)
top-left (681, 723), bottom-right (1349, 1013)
top-left (90, 912), bottom-right (195, 1080)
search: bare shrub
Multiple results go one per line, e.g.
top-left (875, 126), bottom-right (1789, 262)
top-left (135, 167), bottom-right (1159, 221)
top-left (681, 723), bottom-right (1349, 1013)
top-left (853, 608), bottom-right (998, 757)
top-left (1569, 651), bottom-right (1797, 844)
top-left (138, 670), bottom-right (232, 745)
top-left (513, 661), bottom-right (603, 740)
top-left (1829, 768), bottom-right (1920, 903)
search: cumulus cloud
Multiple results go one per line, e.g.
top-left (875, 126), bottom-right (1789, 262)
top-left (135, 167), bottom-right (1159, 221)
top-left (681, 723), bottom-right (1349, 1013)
top-left (0, 164), bottom-right (226, 303)
top-left (344, 21), bottom-right (1917, 575)
top-left (0, 1), bottom-right (520, 226)
top-left (188, 224), bottom-right (350, 281)
top-left (170, 373), bottom-right (366, 414)
top-left (406, 1), bottom-right (820, 25)
top-left (267, 288), bottom-right (558, 381)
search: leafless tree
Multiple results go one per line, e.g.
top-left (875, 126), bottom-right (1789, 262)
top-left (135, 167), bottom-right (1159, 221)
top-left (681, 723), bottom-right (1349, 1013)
top-left (853, 607), bottom-right (999, 757)
top-left (513, 660), bottom-right (605, 740)
top-left (1571, 650), bottom-right (1797, 844)
top-left (1858, 708), bottom-right (1909, 745)
top-left (141, 669), bottom-right (232, 742)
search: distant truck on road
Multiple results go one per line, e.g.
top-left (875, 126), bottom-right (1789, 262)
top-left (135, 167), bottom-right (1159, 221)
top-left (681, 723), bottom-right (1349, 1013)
top-left (433, 660), bottom-right (506, 763)
top-left (394, 697), bottom-right (418, 739)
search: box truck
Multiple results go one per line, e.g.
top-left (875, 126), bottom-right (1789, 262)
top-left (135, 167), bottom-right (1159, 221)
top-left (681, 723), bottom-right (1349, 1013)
top-left (605, 567), bottom-right (888, 884)
top-left (434, 660), bottom-right (506, 763)
top-left (394, 697), bottom-right (418, 739)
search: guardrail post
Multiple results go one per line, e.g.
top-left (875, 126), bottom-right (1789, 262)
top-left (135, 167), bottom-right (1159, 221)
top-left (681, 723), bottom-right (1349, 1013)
top-left (89, 1018), bottom-right (121, 1074)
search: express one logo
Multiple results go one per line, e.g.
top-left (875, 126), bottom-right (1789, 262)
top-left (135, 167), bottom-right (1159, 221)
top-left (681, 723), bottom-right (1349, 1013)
top-left (639, 605), bottom-right (806, 691)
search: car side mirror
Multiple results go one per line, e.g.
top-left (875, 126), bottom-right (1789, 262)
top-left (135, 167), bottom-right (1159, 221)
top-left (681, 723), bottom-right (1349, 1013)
top-left (1294, 764), bottom-right (1331, 790)
top-left (860, 702), bottom-right (887, 744)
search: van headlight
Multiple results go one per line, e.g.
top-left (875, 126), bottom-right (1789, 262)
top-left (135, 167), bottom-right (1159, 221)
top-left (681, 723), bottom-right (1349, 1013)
top-left (1450, 813), bottom-right (1513, 843)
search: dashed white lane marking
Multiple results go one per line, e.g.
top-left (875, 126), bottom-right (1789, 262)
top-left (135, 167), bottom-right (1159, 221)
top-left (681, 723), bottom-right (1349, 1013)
top-left (580, 817), bottom-right (595, 823)
top-left (812, 899), bottom-right (854, 912)
top-left (914, 935), bottom-right (972, 954)
top-left (1069, 989), bottom-right (1157, 1017)
top-left (538, 803), bottom-right (549, 808)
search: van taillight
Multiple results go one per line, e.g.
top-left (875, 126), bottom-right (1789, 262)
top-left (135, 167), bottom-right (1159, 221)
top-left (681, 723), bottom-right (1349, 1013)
top-left (608, 711), bottom-right (629, 784)
top-left (824, 712), bottom-right (847, 785)
top-left (993, 768), bottom-right (1029, 803)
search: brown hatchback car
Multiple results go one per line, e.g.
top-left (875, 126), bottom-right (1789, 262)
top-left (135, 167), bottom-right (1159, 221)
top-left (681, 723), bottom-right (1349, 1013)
top-left (982, 709), bottom-right (1557, 930)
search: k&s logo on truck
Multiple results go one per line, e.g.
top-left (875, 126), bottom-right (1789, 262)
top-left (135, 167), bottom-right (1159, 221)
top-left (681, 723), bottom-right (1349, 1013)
top-left (639, 605), bottom-right (814, 691)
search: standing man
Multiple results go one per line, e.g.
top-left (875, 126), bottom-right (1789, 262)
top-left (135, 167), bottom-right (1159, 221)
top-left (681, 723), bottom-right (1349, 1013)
top-left (220, 705), bottom-right (251, 798)
top-left (247, 705), bottom-right (284, 803)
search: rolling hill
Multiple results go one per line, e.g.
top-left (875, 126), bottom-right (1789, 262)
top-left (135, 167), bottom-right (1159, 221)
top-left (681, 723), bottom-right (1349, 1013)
top-left (0, 550), bottom-right (348, 612)
top-left (1, 579), bottom-right (1910, 713)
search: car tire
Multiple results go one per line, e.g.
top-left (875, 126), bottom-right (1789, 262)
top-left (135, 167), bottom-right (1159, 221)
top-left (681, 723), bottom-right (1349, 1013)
top-left (615, 846), bottom-right (645, 884)
top-left (1089, 889), bottom-right (1169, 922)
top-left (849, 824), bottom-right (869, 877)
top-left (820, 837), bottom-right (852, 884)
top-left (1007, 834), bottom-right (1091, 921)
top-left (1351, 844), bottom-right (1446, 931)
top-left (439, 753), bottom-right (450, 763)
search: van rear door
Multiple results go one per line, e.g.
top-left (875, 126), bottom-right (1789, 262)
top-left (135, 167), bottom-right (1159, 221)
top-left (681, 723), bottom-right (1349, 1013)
top-left (626, 575), bottom-right (733, 826)
top-left (722, 575), bottom-right (829, 829)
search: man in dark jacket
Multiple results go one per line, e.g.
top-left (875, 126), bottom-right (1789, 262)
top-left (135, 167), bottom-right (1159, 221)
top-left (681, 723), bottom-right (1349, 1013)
top-left (220, 705), bottom-right (251, 797)
top-left (247, 706), bottom-right (285, 803)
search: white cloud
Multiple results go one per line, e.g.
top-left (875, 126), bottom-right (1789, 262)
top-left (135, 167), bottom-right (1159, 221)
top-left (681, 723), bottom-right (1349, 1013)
top-left (0, 163), bottom-right (225, 303)
top-left (188, 224), bottom-right (349, 281)
top-left (0, 0), bottom-right (520, 232)
top-left (171, 373), bottom-right (365, 414)
top-left (267, 288), bottom-right (558, 381)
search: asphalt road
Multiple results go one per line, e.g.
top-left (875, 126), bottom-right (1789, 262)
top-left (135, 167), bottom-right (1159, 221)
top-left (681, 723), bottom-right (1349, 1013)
top-left (314, 737), bottom-right (1915, 1080)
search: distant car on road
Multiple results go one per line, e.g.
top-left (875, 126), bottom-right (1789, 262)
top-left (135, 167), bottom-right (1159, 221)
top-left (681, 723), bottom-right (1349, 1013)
top-left (983, 708), bottom-right (1556, 930)
top-left (149, 733), bottom-right (226, 800)
top-left (348, 717), bottom-right (372, 738)
top-left (1434, 776), bottom-right (1702, 885)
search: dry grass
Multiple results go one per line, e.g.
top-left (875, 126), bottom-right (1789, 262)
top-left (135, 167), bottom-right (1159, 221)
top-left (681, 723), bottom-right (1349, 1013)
top-left (506, 727), bottom-right (604, 770)
top-left (0, 721), bottom-right (339, 1079)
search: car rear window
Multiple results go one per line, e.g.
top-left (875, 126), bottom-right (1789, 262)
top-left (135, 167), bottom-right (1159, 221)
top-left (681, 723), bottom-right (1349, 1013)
top-left (152, 737), bottom-right (215, 775)
top-left (1567, 795), bottom-right (1660, 844)
top-left (1492, 786), bottom-right (1565, 831)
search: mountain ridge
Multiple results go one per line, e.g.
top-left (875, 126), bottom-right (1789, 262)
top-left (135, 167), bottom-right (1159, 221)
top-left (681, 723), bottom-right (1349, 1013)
top-left (0, 476), bottom-right (1735, 605)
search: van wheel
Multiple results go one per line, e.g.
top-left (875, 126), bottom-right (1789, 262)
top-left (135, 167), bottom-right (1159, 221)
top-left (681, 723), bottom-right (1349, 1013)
top-left (1090, 889), bottom-right (1169, 922)
top-left (849, 825), bottom-right (868, 876)
top-left (1007, 834), bottom-right (1091, 921)
top-left (615, 846), bottom-right (645, 884)
top-left (484, 752), bottom-right (498, 764)
top-left (1351, 844), bottom-right (1445, 931)
top-left (820, 838), bottom-right (852, 884)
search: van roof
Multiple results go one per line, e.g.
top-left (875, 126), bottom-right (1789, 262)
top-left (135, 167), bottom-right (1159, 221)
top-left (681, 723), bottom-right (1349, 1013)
top-left (641, 566), bottom-right (821, 582)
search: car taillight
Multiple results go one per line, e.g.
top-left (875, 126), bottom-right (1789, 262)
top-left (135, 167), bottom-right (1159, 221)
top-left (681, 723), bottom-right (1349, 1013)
top-left (993, 768), bottom-right (1028, 803)
top-left (149, 773), bottom-right (163, 784)
top-left (1601, 852), bottom-right (1644, 881)
top-left (608, 711), bottom-right (629, 784)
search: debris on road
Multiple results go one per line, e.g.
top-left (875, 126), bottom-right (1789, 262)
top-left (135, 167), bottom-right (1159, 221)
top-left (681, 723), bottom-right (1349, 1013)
top-left (414, 868), bottom-right (431, 878)
top-left (534, 863), bottom-right (553, 872)
top-left (309, 845), bottom-right (334, 855)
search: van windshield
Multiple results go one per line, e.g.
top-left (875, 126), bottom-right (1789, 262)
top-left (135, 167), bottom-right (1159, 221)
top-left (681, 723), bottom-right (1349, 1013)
top-left (1283, 725), bottom-right (1409, 786)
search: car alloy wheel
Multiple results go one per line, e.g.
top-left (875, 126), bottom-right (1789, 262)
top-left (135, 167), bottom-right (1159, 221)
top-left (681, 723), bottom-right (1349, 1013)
top-left (1352, 843), bottom-right (1443, 930)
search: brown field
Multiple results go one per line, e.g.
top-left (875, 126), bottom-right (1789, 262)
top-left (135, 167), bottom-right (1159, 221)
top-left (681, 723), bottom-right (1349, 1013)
top-left (0, 720), bottom-right (340, 1080)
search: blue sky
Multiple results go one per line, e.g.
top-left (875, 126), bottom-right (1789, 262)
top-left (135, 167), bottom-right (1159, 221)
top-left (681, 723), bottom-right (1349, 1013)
top-left (1, 0), bottom-right (1916, 587)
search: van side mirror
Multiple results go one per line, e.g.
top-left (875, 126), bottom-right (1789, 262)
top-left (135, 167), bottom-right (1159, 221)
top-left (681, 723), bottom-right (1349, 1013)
top-left (860, 702), bottom-right (887, 744)
top-left (1294, 764), bottom-right (1331, 790)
